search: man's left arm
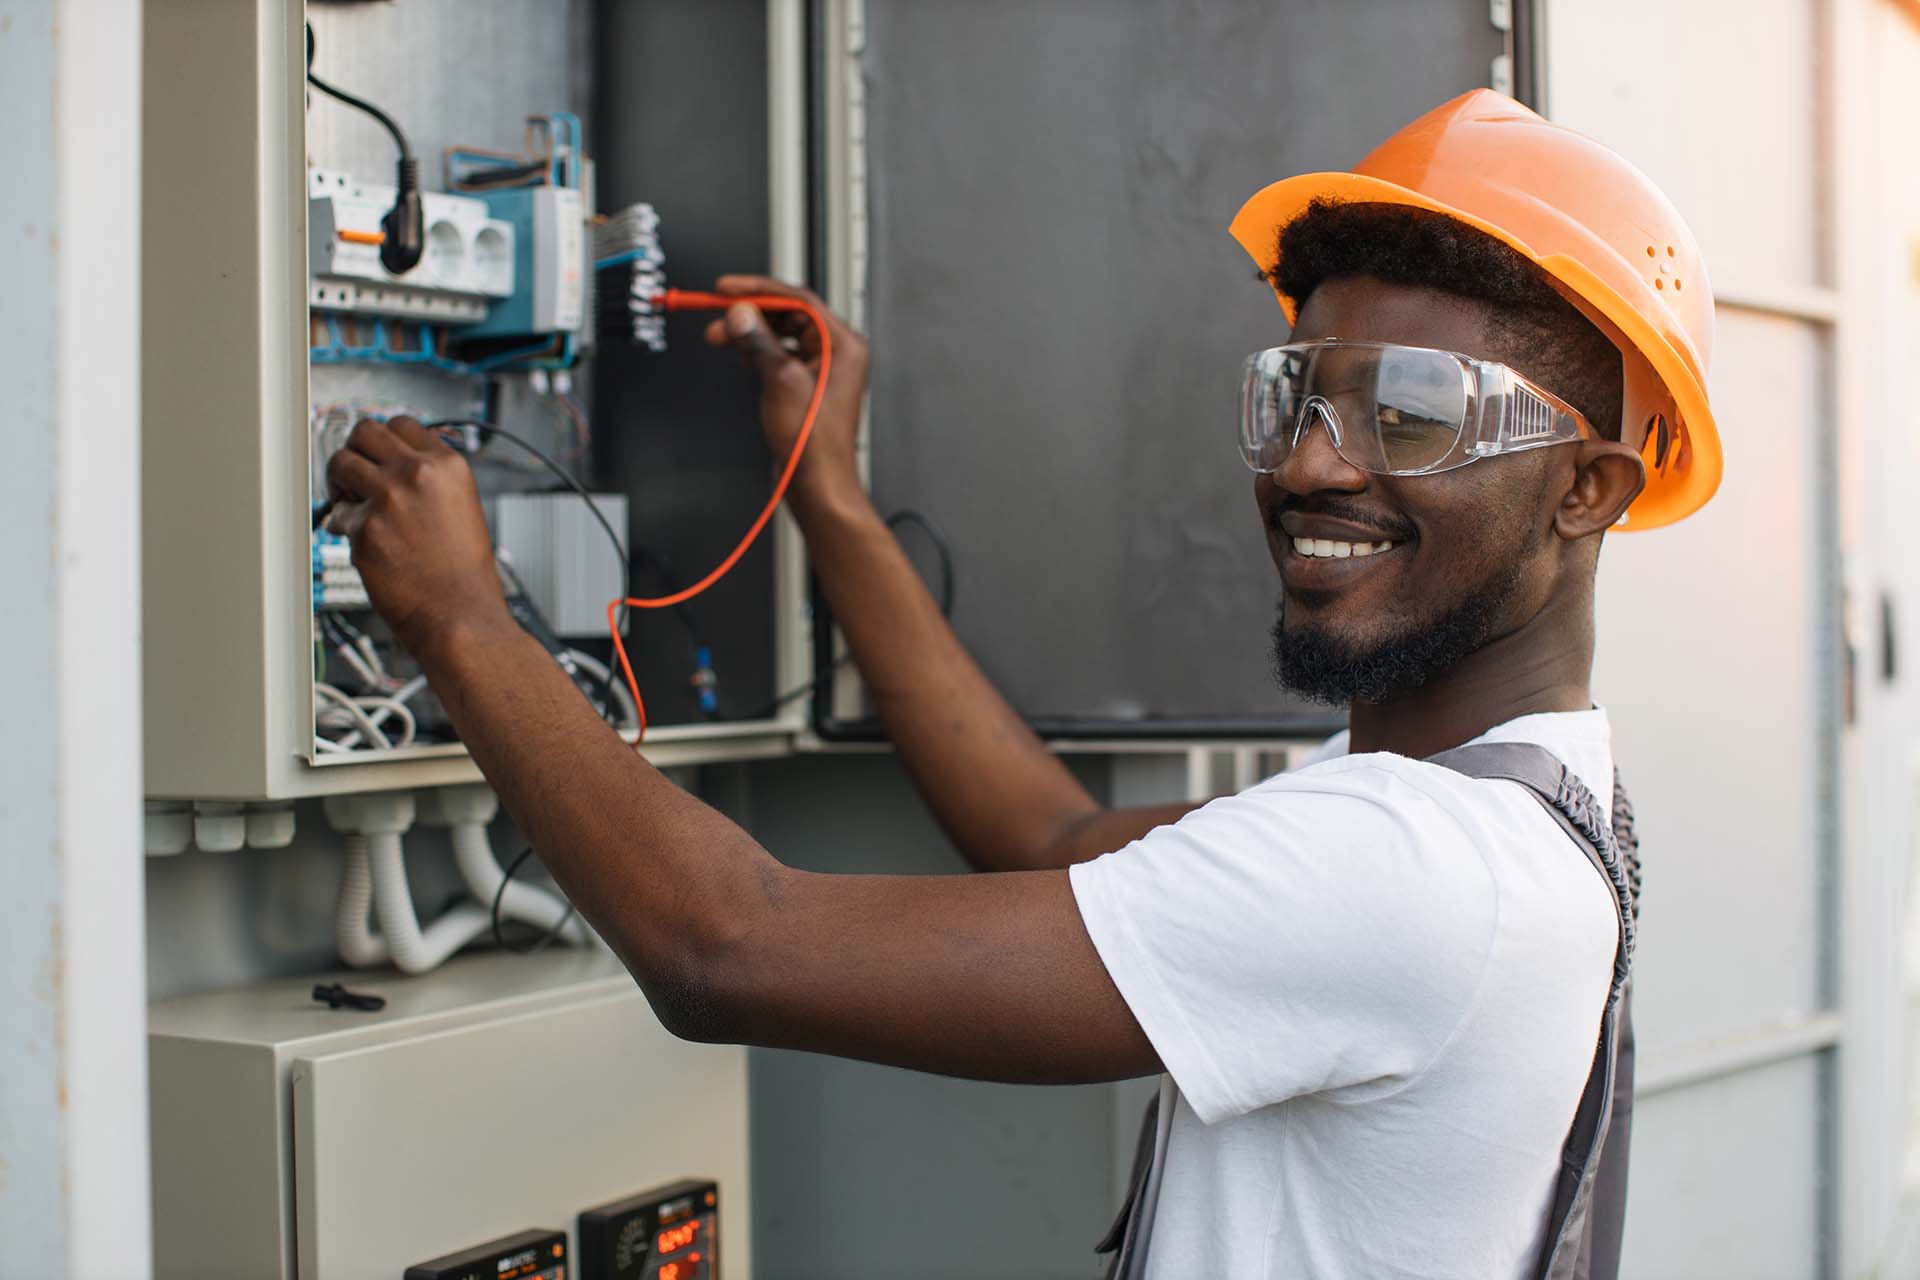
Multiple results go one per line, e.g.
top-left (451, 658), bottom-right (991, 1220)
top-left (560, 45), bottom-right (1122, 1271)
top-left (327, 416), bottom-right (1161, 1084)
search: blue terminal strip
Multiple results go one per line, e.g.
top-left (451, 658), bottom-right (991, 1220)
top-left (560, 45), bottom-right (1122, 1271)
top-left (312, 525), bottom-right (366, 610)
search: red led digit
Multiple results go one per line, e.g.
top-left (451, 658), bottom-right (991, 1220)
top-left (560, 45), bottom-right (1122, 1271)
top-left (657, 1221), bottom-right (700, 1253)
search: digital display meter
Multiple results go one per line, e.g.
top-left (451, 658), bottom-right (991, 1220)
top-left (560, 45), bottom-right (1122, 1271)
top-left (403, 1227), bottom-right (567, 1280)
top-left (579, 1178), bottom-right (720, 1280)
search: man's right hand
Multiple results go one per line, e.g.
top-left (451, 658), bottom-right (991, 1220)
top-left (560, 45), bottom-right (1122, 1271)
top-left (702, 274), bottom-right (871, 512)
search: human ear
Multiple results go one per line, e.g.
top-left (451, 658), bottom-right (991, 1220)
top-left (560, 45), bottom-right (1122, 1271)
top-left (1554, 441), bottom-right (1647, 539)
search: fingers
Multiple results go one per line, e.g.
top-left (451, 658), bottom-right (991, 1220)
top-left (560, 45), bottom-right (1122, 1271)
top-left (342, 417), bottom-right (413, 464)
top-left (327, 445), bottom-right (388, 507)
top-left (722, 302), bottom-right (802, 383)
top-left (384, 414), bottom-right (447, 453)
top-left (713, 274), bottom-right (821, 305)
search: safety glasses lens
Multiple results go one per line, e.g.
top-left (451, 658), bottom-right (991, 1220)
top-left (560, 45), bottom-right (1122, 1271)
top-left (1368, 347), bottom-right (1468, 472)
top-left (1240, 344), bottom-right (1468, 476)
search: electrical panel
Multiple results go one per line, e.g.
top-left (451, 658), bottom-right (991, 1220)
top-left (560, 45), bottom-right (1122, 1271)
top-left (147, 951), bottom-right (750, 1279)
top-left (140, 0), bottom-right (810, 808)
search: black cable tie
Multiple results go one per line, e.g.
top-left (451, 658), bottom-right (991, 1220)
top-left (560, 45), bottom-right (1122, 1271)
top-left (313, 982), bottom-right (386, 1012)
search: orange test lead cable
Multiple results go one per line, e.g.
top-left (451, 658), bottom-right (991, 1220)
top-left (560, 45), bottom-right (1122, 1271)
top-left (605, 289), bottom-right (832, 741)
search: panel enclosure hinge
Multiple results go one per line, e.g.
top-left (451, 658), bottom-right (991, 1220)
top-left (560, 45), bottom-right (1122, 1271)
top-left (1491, 52), bottom-right (1515, 97)
top-left (1490, 0), bottom-right (1514, 32)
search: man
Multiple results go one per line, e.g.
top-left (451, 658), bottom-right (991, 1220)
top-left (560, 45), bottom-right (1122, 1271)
top-left (325, 92), bottom-right (1718, 1277)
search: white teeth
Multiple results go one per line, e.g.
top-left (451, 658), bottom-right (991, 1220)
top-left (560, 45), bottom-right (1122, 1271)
top-left (1291, 536), bottom-right (1400, 559)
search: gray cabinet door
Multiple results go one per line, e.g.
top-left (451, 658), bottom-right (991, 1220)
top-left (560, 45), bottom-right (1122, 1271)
top-left (855, 0), bottom-right (1507, 732)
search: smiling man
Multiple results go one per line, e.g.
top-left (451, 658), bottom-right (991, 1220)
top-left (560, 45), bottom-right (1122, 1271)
top-left (324, 92), bottom-right (1718, 1278)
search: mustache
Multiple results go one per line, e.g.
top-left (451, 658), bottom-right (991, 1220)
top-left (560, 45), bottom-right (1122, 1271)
top-left (1265, 495), bottom-right (1417, 543)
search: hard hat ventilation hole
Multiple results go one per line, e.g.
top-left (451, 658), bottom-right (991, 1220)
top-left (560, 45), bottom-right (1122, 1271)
top-left (1674, 279), bottom-right (1683, 291)
top-left (1654, 278), bottom-right (1664, 290)
top-left (1647, 413), bottom-right (1672, 471)
top-left (1645, 245), bottom-right (1656, 258)
top-left (1665, 245), bottom-right (1676, 256)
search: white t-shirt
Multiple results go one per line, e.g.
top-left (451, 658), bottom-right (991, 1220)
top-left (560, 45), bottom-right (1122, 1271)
top-left (1069, 709), bottom-right (1621, 1279)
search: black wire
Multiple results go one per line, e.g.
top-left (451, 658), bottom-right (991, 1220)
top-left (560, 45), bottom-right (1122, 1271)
top-left (490, 843), bottom-right (576, 955)
top-left (747, 509), bottom-right (956, 720)
top-left (424, 417), bottom-right (632, 659)
top-left (418, 418), bottom-right (622, 956)
top-left (304, 24), bottom-right (414, 161)
top-left (883, 510), bottom-right (956, 617)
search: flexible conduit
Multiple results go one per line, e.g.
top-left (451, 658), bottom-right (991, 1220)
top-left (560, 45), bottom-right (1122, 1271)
top-left (334, 831), bottom-right (390, 968)
top-left (450, 821), bottom-right (585, 945)
top-left (367, 830), bottom-right (493, 974)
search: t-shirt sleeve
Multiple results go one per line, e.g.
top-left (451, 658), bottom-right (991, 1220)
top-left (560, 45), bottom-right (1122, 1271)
top-left (1068, 760), bottom-right (1499, 1125)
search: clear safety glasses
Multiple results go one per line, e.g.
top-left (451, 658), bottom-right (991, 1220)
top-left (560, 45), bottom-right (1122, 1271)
top-left (1239, 340), bottom-right (1592, 477)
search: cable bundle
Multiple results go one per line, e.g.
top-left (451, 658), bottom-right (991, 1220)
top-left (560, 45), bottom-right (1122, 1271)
top-left (594, 203), bottom-right (667, 352)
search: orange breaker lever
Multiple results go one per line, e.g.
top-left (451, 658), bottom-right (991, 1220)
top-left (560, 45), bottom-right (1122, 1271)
top-left (606, 289), bottom-right (832, 741)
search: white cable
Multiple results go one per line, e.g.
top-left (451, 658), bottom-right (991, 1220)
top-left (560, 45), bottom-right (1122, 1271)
top-left (353, 695), bottom-right (416, 748)
top-left (356, 634), bottom-right (389, 681)
top-left (366, 830), bottom-right (492, 975)
top-left (561, 648), bottom-right (640, 733)
top-left (333, 832), bottom-right (390, 967)
top-left (328, 674), bottom-right (429, 752)
top-left (315, 681), bottom-right (389, 750)
top-left (329, 639), bottom-right (388, 691)
top-left (336, 617), bottom-right (391, 684)
top-left (450, 821), bottom-right (586, 945)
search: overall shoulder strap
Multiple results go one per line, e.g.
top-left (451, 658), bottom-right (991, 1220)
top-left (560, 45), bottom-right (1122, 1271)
top-left (1426, 740), bottom-right (1638, 1280)
top-left (1426, 742), bottom-right (1637, 991)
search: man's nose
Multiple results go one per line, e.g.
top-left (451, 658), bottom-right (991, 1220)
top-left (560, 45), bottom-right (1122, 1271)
top-left (1271, 400), bottom-right (1368, 496)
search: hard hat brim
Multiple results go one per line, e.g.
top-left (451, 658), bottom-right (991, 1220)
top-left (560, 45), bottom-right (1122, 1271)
top-left (1229, 172), bottom-right (1722, 531)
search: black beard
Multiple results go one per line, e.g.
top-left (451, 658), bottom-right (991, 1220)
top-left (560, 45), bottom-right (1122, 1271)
top-left (1269, 561), bottom-right (1525, 707)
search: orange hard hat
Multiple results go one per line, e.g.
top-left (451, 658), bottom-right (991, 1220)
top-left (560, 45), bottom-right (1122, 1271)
top-left (1229, 89), bottom-right (1719, 530)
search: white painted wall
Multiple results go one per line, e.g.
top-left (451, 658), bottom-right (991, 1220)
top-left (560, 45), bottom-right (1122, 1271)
top-left (1857, 2), bottom-right (1920, 1272)
top-left (0, 2), bottom-right (152, 1276)
top-left (1547, 0), bottom-right (1845, 1274)
top-left (1550, 1), bottom-right (1920, 1274)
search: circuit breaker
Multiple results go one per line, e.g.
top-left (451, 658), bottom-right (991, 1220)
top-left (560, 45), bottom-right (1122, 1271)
top-left (140, 0), bottom-right (810, 810)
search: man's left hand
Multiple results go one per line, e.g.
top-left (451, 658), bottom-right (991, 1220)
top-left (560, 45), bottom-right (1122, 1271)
top-left (324, 416), bottom-right (513, 658)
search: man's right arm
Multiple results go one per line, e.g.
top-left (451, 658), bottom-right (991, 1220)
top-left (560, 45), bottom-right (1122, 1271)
top-left (706, 276), bottom-right (1198, 872)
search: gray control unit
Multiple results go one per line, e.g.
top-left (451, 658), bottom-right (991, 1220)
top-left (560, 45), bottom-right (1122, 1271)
top-left (148, 951), bottom-right (750, 1279)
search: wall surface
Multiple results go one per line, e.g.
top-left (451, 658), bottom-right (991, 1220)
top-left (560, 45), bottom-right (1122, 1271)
top-left (725, 752), bottom-right (1126, 1280)
top-left (1548, 0), bottom-right (1847, 1274)
top-left (0, 2), bottom-right (152, 1276)
top-left (1866, 1), bottom-right (1920, 1272)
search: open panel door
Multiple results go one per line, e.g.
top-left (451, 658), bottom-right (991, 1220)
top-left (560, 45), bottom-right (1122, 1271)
top-left (816, 0), bottom-right (1513, 738)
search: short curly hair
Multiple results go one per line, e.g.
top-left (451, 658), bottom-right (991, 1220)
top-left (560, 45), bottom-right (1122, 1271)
top-left (1269, 200), bottom-right (1623, 441)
